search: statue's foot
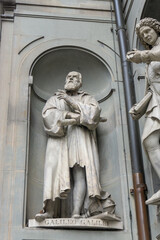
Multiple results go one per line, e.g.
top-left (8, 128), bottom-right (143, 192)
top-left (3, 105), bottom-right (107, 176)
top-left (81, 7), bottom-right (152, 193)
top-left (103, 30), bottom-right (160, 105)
top-left (35, 212), bottom-right (53, 222)
top-left (145, 190), bottom-right (160, 205)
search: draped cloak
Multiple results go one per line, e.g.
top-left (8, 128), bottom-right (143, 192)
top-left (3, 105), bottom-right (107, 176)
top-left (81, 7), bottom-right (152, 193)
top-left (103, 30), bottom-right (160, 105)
top-left (142, 61), bottom-right (160, 142)
top-left (42, 90), bottom-right (103, 209)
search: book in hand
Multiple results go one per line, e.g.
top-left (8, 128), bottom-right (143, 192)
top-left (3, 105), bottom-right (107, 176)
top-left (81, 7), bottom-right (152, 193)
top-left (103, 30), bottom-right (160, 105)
top-left (129, 91), bottom-right (152, 119)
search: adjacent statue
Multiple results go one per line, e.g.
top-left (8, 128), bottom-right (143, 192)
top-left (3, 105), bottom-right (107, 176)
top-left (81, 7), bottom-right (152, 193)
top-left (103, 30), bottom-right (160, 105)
top-left (35, 71), bottom-right (116, 222)
top-left (127, 18), bottom-right (160, 209)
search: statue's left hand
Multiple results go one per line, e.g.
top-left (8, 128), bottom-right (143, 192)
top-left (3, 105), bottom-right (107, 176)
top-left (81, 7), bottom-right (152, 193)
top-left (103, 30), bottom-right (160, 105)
top-left (57, 90), bottom-right (80, 112)
top-left (57, 90), bottom-right (72, 105)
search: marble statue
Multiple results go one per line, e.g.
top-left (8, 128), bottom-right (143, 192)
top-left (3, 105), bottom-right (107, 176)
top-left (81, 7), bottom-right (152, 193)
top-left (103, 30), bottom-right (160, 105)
top-left (34, 71), bottom-right (119, 224)
top-left (127, 18), bottom-right (160, 210)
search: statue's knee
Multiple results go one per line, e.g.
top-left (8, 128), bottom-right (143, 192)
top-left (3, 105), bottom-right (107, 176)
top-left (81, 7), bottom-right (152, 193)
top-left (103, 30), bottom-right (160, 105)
top-left (143, 137), bottom-right (151, 151)
top-left (144, 135), bottom-right (160, 151)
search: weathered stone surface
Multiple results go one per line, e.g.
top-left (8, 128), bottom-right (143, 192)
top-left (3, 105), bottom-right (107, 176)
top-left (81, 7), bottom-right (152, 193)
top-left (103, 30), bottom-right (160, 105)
top-left (157, 234), bottom-right (160, 240)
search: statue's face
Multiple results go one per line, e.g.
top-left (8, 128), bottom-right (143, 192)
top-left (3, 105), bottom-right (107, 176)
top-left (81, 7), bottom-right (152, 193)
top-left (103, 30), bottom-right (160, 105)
top-left (139, 26), bottom-right (158, 46)
top-left (64, 71), bottom-right (82, 91)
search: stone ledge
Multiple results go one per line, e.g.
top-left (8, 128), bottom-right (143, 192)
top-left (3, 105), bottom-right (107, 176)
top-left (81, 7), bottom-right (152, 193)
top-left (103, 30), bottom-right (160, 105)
top-left (28, 217), bottom-right (123, 230)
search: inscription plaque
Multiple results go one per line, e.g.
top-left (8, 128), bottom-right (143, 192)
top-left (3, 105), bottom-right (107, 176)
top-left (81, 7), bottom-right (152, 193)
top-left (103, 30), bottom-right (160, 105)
top-left (29, 217), bottom-right (123, 230)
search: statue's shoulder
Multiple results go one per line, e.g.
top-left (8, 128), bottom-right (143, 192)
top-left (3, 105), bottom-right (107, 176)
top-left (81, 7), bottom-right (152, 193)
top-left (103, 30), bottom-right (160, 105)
top-left (78, 91), bottom-right (99, 105)
top-left (47, 89), bottom-right (65, 99)
top-left (46, 93), bottom-right (59, 104)
top-left (79, 90), bottom-right (96, 100)
top-left (78, 90), bottom-right (90, 97)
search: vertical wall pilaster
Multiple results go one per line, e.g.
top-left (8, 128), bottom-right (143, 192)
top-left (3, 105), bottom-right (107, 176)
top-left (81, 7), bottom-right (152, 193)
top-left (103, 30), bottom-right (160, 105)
top-left (0, 16), bottom-right (14, 239)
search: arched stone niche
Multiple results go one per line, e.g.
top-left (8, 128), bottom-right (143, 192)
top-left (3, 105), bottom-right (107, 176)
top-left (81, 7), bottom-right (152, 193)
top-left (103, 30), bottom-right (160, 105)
top-left (26, 46), bottom-right (123, 221)
top-left (31, 47), bottom-right (113, 102)
top-left (142, 0), bottom-right (160, 21)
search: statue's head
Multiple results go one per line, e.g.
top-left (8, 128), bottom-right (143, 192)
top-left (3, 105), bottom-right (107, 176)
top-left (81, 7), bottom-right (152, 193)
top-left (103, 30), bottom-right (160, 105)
top-left (64, 71), bottom-right (82, 92)
top-left (136, 17), bottom-right (160, 49)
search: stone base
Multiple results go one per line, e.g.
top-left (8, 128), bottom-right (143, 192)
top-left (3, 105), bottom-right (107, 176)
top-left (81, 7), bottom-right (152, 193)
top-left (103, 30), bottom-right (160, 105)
top-left (28, 216), bottom-right (123, 230)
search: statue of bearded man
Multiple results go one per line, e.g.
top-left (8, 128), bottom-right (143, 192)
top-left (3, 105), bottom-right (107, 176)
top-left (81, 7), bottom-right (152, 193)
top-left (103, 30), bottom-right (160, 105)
top-left (35, 71), bottom-right (113, 222)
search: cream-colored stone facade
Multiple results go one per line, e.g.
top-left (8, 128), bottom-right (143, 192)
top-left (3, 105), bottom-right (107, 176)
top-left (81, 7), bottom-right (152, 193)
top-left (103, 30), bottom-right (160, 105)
top-left (0, 0), bottom-right (159, 239)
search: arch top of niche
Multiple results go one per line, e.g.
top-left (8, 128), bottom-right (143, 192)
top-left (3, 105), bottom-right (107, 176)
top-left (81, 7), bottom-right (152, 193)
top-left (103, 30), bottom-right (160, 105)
top-left (30, 45), bottom-right (115, 102)
top-left (18, 38), bottom-right (118, 88)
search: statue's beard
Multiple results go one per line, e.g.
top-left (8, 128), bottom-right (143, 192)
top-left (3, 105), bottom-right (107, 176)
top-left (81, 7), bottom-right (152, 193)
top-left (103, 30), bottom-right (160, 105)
top-left (64, 82), bottom-right (80, 92)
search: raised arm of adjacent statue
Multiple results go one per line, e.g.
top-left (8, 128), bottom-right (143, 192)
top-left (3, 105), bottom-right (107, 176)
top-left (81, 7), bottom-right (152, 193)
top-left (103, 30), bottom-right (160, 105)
top-left (127, 48), bottom-right (160, 64)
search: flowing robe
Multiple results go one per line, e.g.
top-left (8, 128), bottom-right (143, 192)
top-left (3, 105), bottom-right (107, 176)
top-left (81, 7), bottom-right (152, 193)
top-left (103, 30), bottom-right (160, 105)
top-left (42, 90), bottom-right (102, 208)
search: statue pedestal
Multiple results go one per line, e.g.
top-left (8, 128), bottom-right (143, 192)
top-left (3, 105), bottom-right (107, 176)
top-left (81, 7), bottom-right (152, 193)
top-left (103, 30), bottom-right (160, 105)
top-left (28, 216), bottom-right (123, 230)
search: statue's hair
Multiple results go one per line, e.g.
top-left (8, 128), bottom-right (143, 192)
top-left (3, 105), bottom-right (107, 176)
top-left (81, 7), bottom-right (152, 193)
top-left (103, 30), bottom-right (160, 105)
top-left (136, 17), bottom-right (160, 49)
